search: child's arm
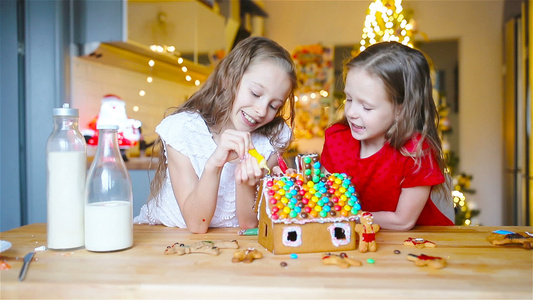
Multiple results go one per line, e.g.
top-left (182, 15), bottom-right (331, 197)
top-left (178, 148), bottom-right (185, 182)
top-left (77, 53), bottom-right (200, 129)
top-left (233, 154), bottom-right (266, 229)
top-left (166, 130), bottom-right (254, 233)
top-left (370, 186), bottom-right (431, 231)
top-left (234, 180), bottom-right (259, 229)
top-left (166, 146), bottom-right (221, 233)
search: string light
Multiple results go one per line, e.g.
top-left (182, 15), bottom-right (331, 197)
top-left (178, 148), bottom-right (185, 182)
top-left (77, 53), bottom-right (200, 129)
top-left (149, 45), bottom-right (201, 86)
top-left (150, 44), bottom-right (174, 53)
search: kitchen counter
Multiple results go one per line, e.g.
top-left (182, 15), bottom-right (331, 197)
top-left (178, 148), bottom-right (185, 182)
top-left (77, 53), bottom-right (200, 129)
top-left (1, 224), bottom-right (532, 299)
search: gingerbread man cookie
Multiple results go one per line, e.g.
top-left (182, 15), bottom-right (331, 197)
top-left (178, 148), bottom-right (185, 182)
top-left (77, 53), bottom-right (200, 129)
top-left (165, 240), bottom-right (239, 255)
top-left (407, 253), bottom-right (446, 269)
top-left (355, 212), bottom-right (380, 253)
top-left (232, 248), bottom-right (263, 263)
top-left (487, 230), bottom-right (532, 249)
top-left (322, 253), bottom-right (362, 268)
top-left (403, 237), bottom-right (436, 248)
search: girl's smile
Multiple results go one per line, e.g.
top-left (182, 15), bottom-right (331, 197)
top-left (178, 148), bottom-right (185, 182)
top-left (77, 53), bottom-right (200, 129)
top-left (349, 122), bottom-right (366, 133)
top-left (242, 110), bottom-right (258, 125)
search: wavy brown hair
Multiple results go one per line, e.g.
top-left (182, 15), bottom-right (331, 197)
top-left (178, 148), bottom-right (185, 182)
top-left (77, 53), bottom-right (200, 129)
top-left (338, 42), bottom-right (450, 198)
top-left (149, 37), bottom-right (297, 199)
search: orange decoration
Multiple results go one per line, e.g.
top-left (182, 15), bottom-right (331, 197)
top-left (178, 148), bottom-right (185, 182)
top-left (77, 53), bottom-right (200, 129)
top-left (0, 261), bottom-right (11, 270)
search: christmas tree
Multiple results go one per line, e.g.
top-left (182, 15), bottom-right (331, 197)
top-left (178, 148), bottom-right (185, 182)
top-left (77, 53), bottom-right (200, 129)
top-left (356, 0), bottom-right (417, 55)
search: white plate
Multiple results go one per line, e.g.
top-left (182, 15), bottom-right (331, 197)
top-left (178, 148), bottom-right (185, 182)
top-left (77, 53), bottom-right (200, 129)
top-left (0, 240), bottom-right (12, 253)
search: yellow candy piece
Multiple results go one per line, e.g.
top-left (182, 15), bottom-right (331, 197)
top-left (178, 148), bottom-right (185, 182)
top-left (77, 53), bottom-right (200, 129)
top-left (249, 148), bottom-right (270, 174)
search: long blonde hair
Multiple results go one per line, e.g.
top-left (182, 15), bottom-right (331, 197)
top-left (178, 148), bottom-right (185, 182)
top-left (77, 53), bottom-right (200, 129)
top-left (150, 37), bottom-right (297, 199)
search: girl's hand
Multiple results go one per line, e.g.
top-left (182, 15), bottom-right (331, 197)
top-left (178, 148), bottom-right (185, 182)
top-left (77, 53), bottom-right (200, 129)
top-left (235, 153), bottom-right (265, 186)
top-left (208, 129), bottom-right (252, 168)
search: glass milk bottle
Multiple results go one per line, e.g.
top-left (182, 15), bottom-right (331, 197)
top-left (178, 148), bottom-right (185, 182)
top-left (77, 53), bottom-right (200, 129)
top-left (46, 103), bottom-right (86, 250)
top-left (85, 125), bottom-right (133, 252)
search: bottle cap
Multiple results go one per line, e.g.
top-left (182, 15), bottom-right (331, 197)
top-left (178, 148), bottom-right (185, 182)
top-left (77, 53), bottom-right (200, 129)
top-left (53, 103), bottom-right (79, 117)
top-left (97, 124), bottom-right (119, 130)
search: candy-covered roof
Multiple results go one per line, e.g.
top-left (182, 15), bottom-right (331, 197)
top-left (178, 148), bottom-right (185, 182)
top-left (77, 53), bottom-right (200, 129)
top-left (260, 155), bottom-right (361, 225)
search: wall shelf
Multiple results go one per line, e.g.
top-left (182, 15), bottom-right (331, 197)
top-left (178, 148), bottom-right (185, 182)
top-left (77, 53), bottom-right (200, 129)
top-left (80, 40), bottom-right (212, 86)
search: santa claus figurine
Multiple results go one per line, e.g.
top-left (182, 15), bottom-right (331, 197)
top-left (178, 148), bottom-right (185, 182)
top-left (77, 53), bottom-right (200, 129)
top-left (84, 94), bottom-right (141, 150)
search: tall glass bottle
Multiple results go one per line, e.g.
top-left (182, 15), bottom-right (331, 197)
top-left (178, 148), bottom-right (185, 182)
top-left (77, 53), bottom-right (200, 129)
top-left (46, 103), bottom-right (86, 250)
top-left (85, 125), bottom-right (133, 252)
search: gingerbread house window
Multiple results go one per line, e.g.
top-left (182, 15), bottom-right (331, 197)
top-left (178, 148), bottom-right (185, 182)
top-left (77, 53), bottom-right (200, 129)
top-left (334, 227), bottom-right (346, 240)
top-left (282, 226), bottom-right (302, 247)
top-left (328, 223), bottom-right (352, 247)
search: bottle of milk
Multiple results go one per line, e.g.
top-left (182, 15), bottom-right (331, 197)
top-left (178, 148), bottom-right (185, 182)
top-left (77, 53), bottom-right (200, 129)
top-left (46, 103), bottom-right (86, 250)
top-left (85, 125), bottom-right (133, 252)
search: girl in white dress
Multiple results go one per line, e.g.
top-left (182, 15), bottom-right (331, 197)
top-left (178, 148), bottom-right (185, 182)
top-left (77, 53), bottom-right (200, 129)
top-left (134, 37), bottom-right (297, 233)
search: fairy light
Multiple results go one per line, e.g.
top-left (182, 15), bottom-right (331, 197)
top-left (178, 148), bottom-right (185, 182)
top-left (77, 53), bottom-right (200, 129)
top-left (150, 44), bottom-right (176, 54)
top-left (148, 45), bottom-right (202, 86)
top-left (139, 90), bottom-right (146, 96)
top-left (358, 0), bottom-right (415, 53)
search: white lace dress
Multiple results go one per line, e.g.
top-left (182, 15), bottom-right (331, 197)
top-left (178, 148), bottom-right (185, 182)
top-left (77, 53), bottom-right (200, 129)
top-left (134, 111), bottom-right (290, 228)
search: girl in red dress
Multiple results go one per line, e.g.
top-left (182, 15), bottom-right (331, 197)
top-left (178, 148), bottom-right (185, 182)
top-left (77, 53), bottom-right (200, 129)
top-left (321, 42), bottom-right (454, 230)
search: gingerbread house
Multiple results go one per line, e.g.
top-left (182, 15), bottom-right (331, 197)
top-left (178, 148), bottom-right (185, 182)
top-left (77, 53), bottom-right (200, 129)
top-left (257, 154), bottom-right (362, 254)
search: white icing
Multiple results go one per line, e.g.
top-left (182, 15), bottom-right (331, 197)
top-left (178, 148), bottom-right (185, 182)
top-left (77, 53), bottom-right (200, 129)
top-left (282, 226), bottom-right (302, 247)
top-left (327, 223), bottom-right (352, 247)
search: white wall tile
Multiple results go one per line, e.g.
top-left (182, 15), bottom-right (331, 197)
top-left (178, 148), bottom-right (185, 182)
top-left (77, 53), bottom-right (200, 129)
top-left (72, 57), bottom-right (200, 143)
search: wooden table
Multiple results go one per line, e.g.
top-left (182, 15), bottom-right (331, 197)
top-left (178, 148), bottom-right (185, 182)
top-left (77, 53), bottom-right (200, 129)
top-left (1, 224), bottom-right (532, 299)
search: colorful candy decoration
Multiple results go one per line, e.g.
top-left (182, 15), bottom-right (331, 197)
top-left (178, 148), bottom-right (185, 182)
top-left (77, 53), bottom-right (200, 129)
top-left (265, 156), bottom-right (360, 221)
